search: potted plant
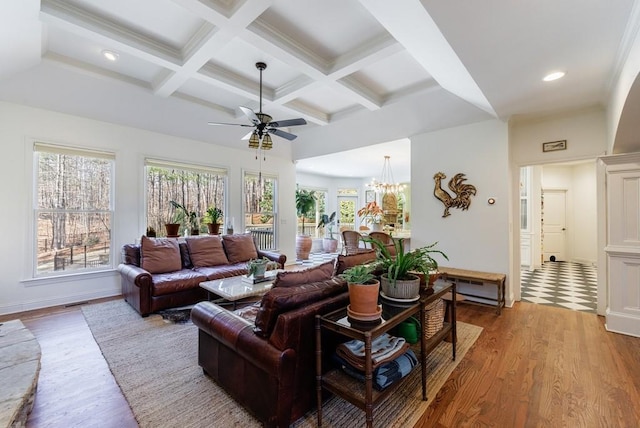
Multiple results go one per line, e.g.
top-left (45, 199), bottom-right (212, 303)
top-left (164, 205), bottom-right (181, 237)
top-left (357, 201), bottom-right (384, 231)
top-left (204, 206), bottom-right (223, 235)
top-left (365, 237), bottom-right (448, 300)
top-left (295, 187), bottom-right (316, 260)
top-left (317, 211), bottom-right (338, 253)
top-left (246, 257), bottom-right (278, 279)
top-left (170, 200), bottom-right (200, 236)
top-left (339, 264), bottom-right (381, 320)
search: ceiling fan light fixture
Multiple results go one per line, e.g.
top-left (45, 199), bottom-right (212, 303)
top-left (261, 133), bottom-right (273, 150)
top-left (256, 112), bottom-right (272, 124)
top-left (248, 132), bottom-right (260, 149)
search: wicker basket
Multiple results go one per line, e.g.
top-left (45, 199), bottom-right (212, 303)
top-left (423, 298), bottom-right (445, 339)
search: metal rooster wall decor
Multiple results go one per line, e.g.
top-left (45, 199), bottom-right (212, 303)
top-left (433, 172), bottom-right (477, 217)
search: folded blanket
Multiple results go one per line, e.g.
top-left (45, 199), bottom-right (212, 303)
top-left (336, 333), bottom-right (409, 371)
top-left (332, 349), bottom-right (419, 391)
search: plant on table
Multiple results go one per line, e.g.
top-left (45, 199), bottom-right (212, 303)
top-left (247, 257), bottom-right (277, 278)
top-left (365, 237), bottom-right (448, 299)
top-left (357, 201), bottom-right (384, 229)
top-left (339, 264), bottom-right (380, 317)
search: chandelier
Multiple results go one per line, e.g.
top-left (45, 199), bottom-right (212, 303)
top-left (368, 155), bottom-right (405, 194)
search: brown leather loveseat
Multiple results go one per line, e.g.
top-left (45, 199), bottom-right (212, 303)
top-left (191, 252), bottom-right (378, 427)
top-left (118, 233), bottom-right (286, 316)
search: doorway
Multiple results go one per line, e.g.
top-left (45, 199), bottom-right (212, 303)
top-left (542, 189), bottom-right (567, 262)
top-left (519, 161), bottom-right (598, 312)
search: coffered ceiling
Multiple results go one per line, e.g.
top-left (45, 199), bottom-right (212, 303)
top-left (0, 0), bottom-right (637, 182)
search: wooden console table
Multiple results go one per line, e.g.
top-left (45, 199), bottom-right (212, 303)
top-left (438, 267), bottom-right (506, 315)
top-left (315, 283), bottom-right (456, 427)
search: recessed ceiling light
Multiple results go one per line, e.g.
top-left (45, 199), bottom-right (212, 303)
top-left (102, 50), bottom-right (119, 61)
top-left (543, 71), bottom-right (565, 82)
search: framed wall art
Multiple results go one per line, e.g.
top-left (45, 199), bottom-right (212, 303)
top-left (365, 190), bottom-right (375, 203)
top-left (542, 140), bottom-right (567, 152)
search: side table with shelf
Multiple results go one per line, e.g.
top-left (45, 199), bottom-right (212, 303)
top-left (315, 282), bottom-right (456, 427)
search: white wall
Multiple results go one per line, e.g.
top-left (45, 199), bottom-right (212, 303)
top-left (511, 108), bottom-right (608, 165)
top-left (0, 101), bottom-right (298, 315)
top-left (541, 162), bottom-right (598, 265)
top-left (411, 119), bottom-right (511, 297)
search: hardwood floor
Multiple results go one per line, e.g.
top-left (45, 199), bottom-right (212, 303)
top-left (3, 299), bottom-right (640, 427)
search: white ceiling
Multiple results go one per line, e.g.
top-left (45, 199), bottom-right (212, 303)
top-left (0, 0), bottom-right (637, 181)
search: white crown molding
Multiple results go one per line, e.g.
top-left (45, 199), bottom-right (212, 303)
top-left (43, 51), bottom-right (151, 90)
top-left (41, 0), bottom-right (182, 68)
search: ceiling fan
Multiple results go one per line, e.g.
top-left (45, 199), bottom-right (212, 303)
top-left (208, 62), bottom-right (307, 150)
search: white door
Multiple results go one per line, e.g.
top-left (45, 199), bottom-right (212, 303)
top-left (542, 189), bottom-right (566, 261)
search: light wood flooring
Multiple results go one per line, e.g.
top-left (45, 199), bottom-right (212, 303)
top-left (2, 298), bottom-right (640, 427)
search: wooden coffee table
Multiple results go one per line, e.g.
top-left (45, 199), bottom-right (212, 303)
top-left (199, 270), bottom-right (279, 306)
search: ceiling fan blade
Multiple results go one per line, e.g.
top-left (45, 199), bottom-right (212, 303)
top-left (269, 128), bottom-right (298, 141)
top-left (268, 118), bottom-right (307, 128)
top-left (241, 131), bottom-right (254, 140)
top-left (207, 121), bottom-right (254, 127)
top-left (239, 106), bottom-right (260, 126)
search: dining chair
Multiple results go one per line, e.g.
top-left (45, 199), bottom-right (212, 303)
top-left (342, 230), bottom-right (370, 255)
top-left (368, 231), bottom-right (393, 245)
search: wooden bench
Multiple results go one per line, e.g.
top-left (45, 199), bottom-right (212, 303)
top-left (438, 267), bottom-right (506, 315)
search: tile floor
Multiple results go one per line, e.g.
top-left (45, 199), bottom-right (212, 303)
top-left (302, 253), bottom-right (598, 314)
top-left (520, 261), bottom-right (598, 313)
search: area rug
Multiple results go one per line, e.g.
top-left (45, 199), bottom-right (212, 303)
top-left (82, 300), bottom-right (482, 427)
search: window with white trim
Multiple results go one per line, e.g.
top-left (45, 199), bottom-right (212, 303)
top-left (34, 143), bottom-right (114, 276)
top-left (243, 171), bottom-right (277, 250)
top-left (145, 159), bottom-right (227, 237)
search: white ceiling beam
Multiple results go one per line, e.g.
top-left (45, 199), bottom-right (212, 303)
top-left (245, 19), bottom-right (387, 112)
top-left (359, 0), bottom-right (497, 117)
top-left (41, 0), bottom-right (182, 69)
top-left (154, 0), bottom-right (272, 97)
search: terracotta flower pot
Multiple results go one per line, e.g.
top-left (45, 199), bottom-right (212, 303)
top-left (296, 235), bottom-right (312, 260)
top-left (348, 280), bottom-right (380, 315)
top-left (164, 223), bottom-right (180, 237)
top-left (323, 238), bottom-right (338, 253)
top-left (207, 223), bottom-right (221, 235)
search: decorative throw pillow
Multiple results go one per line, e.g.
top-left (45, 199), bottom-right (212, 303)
top-left (254, 277), bottom-right (347, 337)
top-left (186, 236), bottom-right (229, 267)
top-left (335, 250), bottom-right (377, 275)
top-left (140, 236), bottom-right (181, 274)
top-left (222, 233), bottom-right (258, 264)
top-left (272, 260), bottom-right (335, 288)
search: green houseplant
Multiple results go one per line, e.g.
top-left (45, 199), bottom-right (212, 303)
top-left (365, 237), bottom-right (448, 299)
top-left (170, 200), bottom-right (200, 236)
top-left (317, 211), bottom-right (338, 253)
top-left (204, 206), bottom-right (223, 235)
top-left (339, 264), bottom-right (381, 320)
top-left (295, 188), bottom-right (317, 260)
top-left (246, 257), bottom-right (277, 279)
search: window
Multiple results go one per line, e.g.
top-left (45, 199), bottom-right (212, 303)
top-left (34, 143), bottom-right (114, 276)
top-left (243, 171), bottom-right (277, 250)
top-left (520, 167), bottom-right (531, 231)
top-left (145, 159), bottom-right (226, 237)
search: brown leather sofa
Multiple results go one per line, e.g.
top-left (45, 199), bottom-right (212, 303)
top-left (118, 233), bottom-right (286, 316)
top-left (190, 252), bottom-right (378, 427)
